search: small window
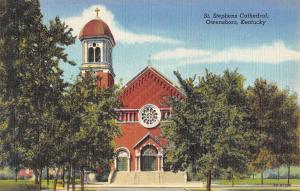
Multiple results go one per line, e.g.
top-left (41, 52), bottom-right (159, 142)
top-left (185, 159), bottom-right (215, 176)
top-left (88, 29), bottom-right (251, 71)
top-left (95, 47), bottom-right (101, 62)
top-left (88, 47), bottom-right (94, 62)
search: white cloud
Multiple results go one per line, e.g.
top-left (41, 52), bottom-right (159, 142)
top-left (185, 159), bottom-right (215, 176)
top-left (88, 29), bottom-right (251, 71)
top-left (152, 48), bottom-right (212, 60)
top-left (152, 41), bottom-right (300, 64)
top-left (63, 5), bottom-right (181, 44)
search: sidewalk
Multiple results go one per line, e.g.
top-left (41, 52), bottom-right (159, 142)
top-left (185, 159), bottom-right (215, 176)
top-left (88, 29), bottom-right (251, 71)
top-left (42, 181), bottom-right (204, 191)
top-left (42, 182), bottom-right (300, 191)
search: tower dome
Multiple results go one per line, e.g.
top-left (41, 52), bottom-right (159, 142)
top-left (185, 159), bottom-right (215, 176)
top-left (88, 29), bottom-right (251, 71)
top-left (79, 19), bottom-right (115, 45)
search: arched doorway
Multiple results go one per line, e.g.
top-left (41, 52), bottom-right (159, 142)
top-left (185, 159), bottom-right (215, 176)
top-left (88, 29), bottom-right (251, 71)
top-left (141, 145), bottom-right (158, 171)
top-left (116, 150), bottom-right (129, 171)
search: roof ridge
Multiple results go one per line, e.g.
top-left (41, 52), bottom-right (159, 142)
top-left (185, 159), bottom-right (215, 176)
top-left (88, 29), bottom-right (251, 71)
top-left (122, 65), bottom-right (184, 96)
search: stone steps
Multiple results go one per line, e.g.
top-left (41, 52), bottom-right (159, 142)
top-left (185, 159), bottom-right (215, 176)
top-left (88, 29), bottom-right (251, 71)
top-left (111, 171), bottom-right (187, 185)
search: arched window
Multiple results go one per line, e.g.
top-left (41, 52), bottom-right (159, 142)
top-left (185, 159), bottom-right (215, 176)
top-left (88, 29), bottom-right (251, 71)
top-left (117, 150), bottom-right (129, 171)
top-left (142, 145), bottom-right (158, 156)
top-left (95, 47), bottom-right (101, 62)
top-left (88, 47), bottom-right (94, 63)
top-left (141, 145), bottom-right (158, 171)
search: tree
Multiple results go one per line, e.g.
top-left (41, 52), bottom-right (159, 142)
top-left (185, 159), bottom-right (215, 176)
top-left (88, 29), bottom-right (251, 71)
top-left (275, 90), bottom-right (299, 184)
top-left (247, 148), bottom-right (275, 184)
top-left (163, 70), bottom-right (254, 191)
top-left (0, 0), bottom-right (75, 190)
top-left (247, 79), bottom-right (300, 184)
top-left (61, 73), bottom-right (120, 191)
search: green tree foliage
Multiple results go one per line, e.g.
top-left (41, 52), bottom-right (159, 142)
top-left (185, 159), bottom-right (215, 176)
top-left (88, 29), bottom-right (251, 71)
top-left (61, 73), bottom-right (120, 191)
top-left (0, 2), bottom-right (120, 190)
top-left (0, 0), bottom-right (75, 189)
top-left (247, 79), bottom-right (299, 184)
top-left (163, 70), bottom-right (255, 191)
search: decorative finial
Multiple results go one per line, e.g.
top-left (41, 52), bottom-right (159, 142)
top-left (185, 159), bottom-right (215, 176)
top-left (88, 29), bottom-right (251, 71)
top-left (147, 54), bottom-right (152, 66)
top-left (95, 8), bottom-right (100, 17)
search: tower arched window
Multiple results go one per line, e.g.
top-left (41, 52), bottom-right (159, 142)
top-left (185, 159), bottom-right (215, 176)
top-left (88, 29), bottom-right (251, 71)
top-left (87, 42), bottom-right (102, 63)
top-left (88, 47), bottom-right (94, 63)
top-left (95, 47), bottom-right (101, 62)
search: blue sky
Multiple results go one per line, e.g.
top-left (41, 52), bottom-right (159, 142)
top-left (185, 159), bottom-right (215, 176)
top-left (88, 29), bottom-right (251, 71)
top-left (40, 0), bottom-right (300, 96)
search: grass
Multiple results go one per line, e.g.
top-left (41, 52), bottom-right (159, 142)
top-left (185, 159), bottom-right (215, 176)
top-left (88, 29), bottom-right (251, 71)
top-left (0, 179), bottom-right (79, 191)
top-left (0, 180), bottom-right (36, 191)
top-left (213, 178), bottom-right (300, 185)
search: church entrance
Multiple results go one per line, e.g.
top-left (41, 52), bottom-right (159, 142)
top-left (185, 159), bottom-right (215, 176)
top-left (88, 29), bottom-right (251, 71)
top-left (141, 145), bottom-right (157, 171)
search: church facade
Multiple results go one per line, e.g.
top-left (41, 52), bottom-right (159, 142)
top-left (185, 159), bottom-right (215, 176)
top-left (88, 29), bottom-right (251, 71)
top-left (79, 15), bottom-right (184, 173)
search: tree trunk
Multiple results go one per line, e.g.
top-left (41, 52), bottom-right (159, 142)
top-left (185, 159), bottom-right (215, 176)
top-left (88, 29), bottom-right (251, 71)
top-left (46, 167), bottom-right (49, 188)
top-left (62, 168), bottom-right (65, 187)
top-left (206, 170), bottom-right (211, 191)
top-left (287, 165), bottom-right (290, 185)
top-left (261, 171), bottom-right (264, 185)
top-left (252, 174), bottom-right (254, 179)
top-left (38, 168), bottom-right (42, 191)
top-left (71, 166), bottom-right (75, 191)
top-left (54, 178), bottom-right (58, 191)
top-left (231, 173), bottom-right (234, 187)
top-left (277, 168), bottom-right (280, 180)
top-left (15, 168), bottom-right (18, 182)
top-left (80, 167), bottom-right (84, 191)
top-left (54, 167), bottom-right (60, 191)
top-left (33, 169), bottom-right (39, 190)
top-left (67, 166), bottom-right (70, 191)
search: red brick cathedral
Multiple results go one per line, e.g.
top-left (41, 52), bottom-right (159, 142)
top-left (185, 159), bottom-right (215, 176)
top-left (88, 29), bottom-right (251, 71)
top-left (79, 14), bottom-right (184, 173)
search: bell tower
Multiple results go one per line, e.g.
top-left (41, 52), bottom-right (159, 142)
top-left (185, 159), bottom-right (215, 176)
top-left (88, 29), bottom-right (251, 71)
top-left (79, 8), bottom-right (115, 88)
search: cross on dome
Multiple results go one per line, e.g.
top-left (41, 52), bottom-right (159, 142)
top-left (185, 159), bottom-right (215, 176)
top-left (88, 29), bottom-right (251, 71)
top-left (95, 8), bottom-right (100, 17)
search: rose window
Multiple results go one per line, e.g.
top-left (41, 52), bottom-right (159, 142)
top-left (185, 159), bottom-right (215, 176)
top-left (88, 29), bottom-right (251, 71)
top-left (138, 104), bottom-right (161, 128)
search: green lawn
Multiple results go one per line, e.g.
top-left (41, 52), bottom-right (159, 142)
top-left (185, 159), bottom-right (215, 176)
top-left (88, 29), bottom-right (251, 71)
top-left (0, 179), bottom-right (94, 191)
top-left (213, 178), bottom-right (300, 185)
top-left (0, 179), bottom-right (74, 191)
top-left (0, 180), bottom-right (36, 191)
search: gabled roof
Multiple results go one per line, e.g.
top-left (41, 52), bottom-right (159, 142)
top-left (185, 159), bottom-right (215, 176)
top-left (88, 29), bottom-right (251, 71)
top-left (133, 132), bottom-right (163, 148)
top-left (119, 65), bottom-right (186, 108)
top-left (122, 65), bottom-right (184, 95)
